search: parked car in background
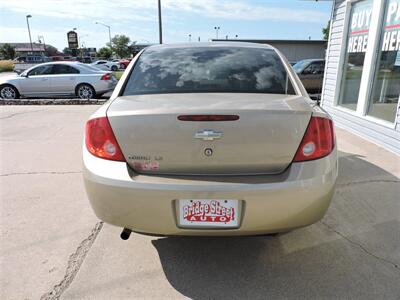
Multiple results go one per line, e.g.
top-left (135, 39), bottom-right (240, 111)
top-left (79, 56), bottom-right (94, 63)
top-left (0, 61), bottom-right (117, 99)
top-left (83, 43), bottom-right (337, 238)
top-left (293, 59), bottom-right (325, 94)
top-left (112, 59), bottom-right (131, 69)
top-left (90, 60), bottom-right (119, 71)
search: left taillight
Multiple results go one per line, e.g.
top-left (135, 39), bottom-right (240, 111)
top-left (85, 117), bottom-right (125, 161)
top-left (100, 73), bottom-right (111, 80)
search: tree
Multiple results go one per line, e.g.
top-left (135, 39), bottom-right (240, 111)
top-left (322, 21), bottom-right (330, 41)
top-left (44, 45), bottom-right (58, 57)
top-left (63, 47), bottom-right (73, 55)
top-left (108, 35), bottom-right (131, 58)
top-left (98, 47), bottom-right (113, 59)
top-left (0, 43), bottom-right (16, 59)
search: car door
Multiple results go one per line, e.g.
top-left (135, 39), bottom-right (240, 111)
top-left (300, 61), bottom-right (325, 93)
top-left (18, 65), bottom-right (53, 96)
top-left (51, 64), bottom-right (80, 95)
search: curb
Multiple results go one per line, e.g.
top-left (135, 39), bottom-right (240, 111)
top-left (0, 99), bottom-right (107, 105)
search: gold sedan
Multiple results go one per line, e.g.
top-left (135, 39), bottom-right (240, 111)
top-left (83, 42), bottom-right (337, 239)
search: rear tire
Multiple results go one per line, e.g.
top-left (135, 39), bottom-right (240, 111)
top-left (76, 84), bottom-right (95, 100)
top-left (119, 64), bottom-right (126, 70)
top-left (111, 65), bottom-right (118, 71)
top-left (0, 84), bottom-right (19, 100)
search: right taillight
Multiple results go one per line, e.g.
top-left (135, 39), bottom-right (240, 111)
top-left (85, 117), bottom-right (125, 161)
top-left (100, 73), bottom-right (111, 80)
top-left (293, 116), bottom-right (335, 162)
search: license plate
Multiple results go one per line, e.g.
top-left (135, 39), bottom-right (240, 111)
top-left (178, 199), bottom-right (239, 228)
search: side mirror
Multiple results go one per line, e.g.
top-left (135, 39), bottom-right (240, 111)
top-left (20, 73), bottom-right (28, 78)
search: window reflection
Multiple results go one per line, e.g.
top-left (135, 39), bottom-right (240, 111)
top-left (368, 0), bottom-right (400, 123)
top-left (338, 0), bottom-right (373, 110)
top-left (123, 46), bottom-right (295, 96)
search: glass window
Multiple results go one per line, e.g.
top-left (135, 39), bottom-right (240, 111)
top-left (123, 46), bottom-right (296, 96)
top-left (368, 0), bottom-right (400, 123)
top-left (303, 61), bottom-right (325, 75)
top-left (338, 0), bottom-right (373, 110)
top-left (28, 65), bottom-right (53, 76)
top-left (293, 60), bottom-right (311, 73)
top-left (52, 64), bottom-right (80, 74)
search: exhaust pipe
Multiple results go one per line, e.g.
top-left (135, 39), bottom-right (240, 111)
top-left (120, 228), bottom-right (132, 240)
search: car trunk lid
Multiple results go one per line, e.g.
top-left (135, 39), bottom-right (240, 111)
top-left (107, 93), bottom-right (313, 175)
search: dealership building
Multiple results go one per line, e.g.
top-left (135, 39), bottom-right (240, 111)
top-left (213, 39), bottom-right (327, 62)
top-left (321, 0), bottom-right (400, 154)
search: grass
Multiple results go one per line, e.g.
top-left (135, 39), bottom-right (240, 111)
top-left (0, 60), bottom-right (14, 72)
top-left (114, 71), bottom-right (124, 80)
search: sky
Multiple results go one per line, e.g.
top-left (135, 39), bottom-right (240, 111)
top-left (0, 0), bottom-right (332, 51)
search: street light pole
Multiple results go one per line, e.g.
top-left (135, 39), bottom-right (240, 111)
top-left (26, 15), bottom-right (33, 54)
top-left (95, 21), bottom-right (112, 47)
top-left (158, 0), bottom-right (163, 44)
top-left (108, 26), bottom-right (111, 46)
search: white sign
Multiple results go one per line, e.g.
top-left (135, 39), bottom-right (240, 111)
top-left (178, 199), bottom-right (239, 228)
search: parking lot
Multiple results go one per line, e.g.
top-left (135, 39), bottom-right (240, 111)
top-left (1, 105), bottom-right (399, 299)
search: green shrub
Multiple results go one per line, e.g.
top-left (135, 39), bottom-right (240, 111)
top-left (114, 71), bottom-right (124, 80)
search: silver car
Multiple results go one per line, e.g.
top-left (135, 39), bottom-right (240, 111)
top-left (83, 42), bottom-right (337, 238)
top-left (0, 61), bottom-right (118, 99)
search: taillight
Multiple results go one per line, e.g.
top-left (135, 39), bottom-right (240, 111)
top-left (85, 117), bottom-right (125, 161)
top-left (100, 73), bottom-right (111, 80)
top-left (293, 116), bottom-right (335, 162)
top-left (178, 115), bottom-right (240, 121)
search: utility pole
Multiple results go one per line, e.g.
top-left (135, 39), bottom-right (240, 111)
top-left (26, 15), bottom-right (33, 54)
top-left (158, 0), bottom-right (163, 44)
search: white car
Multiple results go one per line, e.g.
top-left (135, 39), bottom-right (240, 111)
top-left (90, 60), bottom-right (119, 71)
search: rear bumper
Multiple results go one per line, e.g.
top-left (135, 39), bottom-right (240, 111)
top-left (83, 147), bottom-right (337, 236)
top-left (94, 81), bottom-right (117, 94)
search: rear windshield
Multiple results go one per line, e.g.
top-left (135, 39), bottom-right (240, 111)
top-left (123, 47), bottom-right (296, 95)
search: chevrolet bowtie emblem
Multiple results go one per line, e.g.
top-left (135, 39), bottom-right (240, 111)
top-left (194, 130), bottom-right (223, 141)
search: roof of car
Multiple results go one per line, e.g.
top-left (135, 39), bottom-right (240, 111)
top-left (297, 58), bottom-right (325, 62)
top-left (147, 42), bottom-right (275, 50)
top-left (37, 61), bottom-right (81, 66)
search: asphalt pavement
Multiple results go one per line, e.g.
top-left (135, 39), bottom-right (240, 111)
top-left (1, 105), bottom-right (399, 300)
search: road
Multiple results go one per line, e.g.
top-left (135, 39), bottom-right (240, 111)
top-left (1, 106), bottom-right (399, 299)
